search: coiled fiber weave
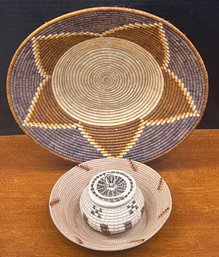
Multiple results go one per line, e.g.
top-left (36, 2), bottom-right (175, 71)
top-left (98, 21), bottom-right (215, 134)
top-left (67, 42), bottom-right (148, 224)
top-left (7, 7), bottom-right (208, 162)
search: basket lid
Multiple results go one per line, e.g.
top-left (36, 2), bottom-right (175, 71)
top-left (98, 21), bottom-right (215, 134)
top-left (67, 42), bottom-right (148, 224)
top-left (88, 170), bottom-right (137, 208)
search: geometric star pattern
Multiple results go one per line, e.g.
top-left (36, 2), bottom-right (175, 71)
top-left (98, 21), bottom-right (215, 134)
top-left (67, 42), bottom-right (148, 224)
top-left (22, 22), bottom-right (199, 157)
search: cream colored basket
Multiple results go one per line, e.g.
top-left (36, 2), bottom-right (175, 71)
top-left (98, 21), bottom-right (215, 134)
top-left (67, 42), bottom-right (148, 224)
top-left (49, 158), bottom-right (172, 251)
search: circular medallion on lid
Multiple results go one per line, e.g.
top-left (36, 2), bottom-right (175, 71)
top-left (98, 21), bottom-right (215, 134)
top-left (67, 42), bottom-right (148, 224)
top-left (88, 170), bottom-right (136, 208)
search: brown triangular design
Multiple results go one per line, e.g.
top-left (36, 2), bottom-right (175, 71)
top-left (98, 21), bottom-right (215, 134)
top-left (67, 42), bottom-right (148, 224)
top-left (33, 33), bottom-right (95, 75)
top-left (143, 68), bottom-right (195, 123)
top-left (81, 119), bottom-right (143, 157)
top-left (104, 23), bottom-right (167, 67)
top-left (26, 77), bottom-right (78, 126)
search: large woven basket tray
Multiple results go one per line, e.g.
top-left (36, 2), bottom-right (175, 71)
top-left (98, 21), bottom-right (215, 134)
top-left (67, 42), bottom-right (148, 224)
top-left (7, 7), bottom-right (208, 163)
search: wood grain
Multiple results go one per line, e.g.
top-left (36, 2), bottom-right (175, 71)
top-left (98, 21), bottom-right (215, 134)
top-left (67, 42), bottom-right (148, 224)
top-left (0, 130), bottom-right (218, 257)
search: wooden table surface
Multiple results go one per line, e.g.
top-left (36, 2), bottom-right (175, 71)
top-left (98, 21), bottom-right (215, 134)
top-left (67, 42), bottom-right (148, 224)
top-left (0, 130), bottom-right (219, 257)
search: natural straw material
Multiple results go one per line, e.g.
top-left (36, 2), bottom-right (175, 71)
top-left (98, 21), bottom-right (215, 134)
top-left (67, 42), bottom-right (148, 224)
top-left (80, 170), bottom-right (145, 235)
top-left (7, 7), bottom-right (208, 163)
top-left (49, 158), bottom-right (172, 251)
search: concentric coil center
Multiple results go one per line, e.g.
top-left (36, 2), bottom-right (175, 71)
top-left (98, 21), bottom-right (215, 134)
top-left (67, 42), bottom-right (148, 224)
top-left (52, 37), bottom-right (164, 126)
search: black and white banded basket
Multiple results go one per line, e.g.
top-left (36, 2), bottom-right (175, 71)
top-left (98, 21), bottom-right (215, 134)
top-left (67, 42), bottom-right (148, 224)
top-left (80, 170), bottom-right (145, 234)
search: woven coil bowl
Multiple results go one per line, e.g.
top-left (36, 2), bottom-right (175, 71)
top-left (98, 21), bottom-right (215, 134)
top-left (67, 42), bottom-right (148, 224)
top-left (80, 170), bottom-right (145, 234)
top-left (7, 7), bottom-right (208, 162)
top-left (49, 158), bottom-right (172, 251)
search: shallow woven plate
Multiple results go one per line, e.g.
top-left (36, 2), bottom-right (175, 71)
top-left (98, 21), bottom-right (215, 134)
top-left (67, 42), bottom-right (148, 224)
top-left (7, 7), bottom-right (208, 163)
top-left (49, 158), bottom-right (172, 251)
